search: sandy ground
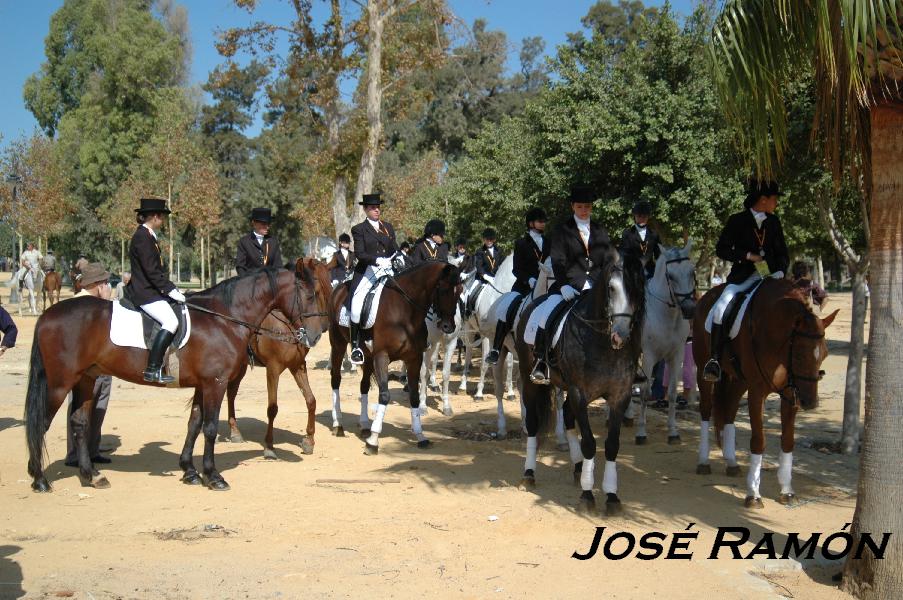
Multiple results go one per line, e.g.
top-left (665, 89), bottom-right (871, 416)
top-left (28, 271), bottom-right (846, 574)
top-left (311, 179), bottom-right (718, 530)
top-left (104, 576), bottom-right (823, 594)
top-left (0, 281), bottom-right (866, 599)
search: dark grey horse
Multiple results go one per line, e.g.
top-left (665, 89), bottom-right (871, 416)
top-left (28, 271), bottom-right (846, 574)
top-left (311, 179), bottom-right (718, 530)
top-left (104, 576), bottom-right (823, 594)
top-left (514, 248), bottom-right (645, 514)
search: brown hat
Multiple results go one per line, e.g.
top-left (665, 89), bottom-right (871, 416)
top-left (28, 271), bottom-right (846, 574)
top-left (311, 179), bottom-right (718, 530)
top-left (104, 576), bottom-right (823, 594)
top-left (80, 263), bottom-right (110, 287)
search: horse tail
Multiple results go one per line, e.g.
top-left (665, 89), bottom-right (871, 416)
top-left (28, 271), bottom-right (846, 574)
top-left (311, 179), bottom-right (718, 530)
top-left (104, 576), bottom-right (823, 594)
top-left (534, 385), bottom-right (555, 439)
top-left (25, 332), bottom-right (48, 479)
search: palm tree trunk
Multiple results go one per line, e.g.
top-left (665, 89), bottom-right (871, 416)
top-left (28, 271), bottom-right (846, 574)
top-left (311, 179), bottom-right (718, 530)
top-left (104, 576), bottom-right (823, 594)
top-left (842, 102), bottom-right (903, 598)
top-left (840, 267), bottom-right (866, 454)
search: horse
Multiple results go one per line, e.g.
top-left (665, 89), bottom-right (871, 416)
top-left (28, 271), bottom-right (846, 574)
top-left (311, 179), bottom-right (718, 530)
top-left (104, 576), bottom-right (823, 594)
top-left (42, 271), bottom-right (62, 311)
top-left (515, 248), bottom-right (646, 514)
top-left (18, 268), bottom-right (38, 315)
top-left (224, 258), bottom-right (333, 458)
top-left (25, 267), bottom-right (325, 492)
top-left (626, 241), bottom-right (698, 445)
top-left (328, 260), bottom-right (461, 454)
top-left (692, 277), bottom-right (839, 508)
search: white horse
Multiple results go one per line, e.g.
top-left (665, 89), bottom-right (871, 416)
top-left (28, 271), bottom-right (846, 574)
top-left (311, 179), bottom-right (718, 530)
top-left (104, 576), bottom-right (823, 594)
top-left (627, 241), bottom-right (698, 445)
top-left (15, 262), bottom-right (39, 315)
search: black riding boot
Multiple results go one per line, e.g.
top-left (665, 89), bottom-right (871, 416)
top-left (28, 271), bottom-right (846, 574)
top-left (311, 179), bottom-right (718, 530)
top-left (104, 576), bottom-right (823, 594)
top-left (144, 330), bottom-right (176, 384)
top-left (349, 323), bottom-right (364, 365)
top-left (529, 328), bottom-right (551, 385)
top-left (485, 321), bottom-right (509, 365)
top-left (702, 323), bottom-right (724, 382)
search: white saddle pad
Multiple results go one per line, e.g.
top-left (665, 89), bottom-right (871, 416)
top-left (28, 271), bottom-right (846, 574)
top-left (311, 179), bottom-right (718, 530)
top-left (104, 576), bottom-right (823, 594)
top-left (524, 295), bottom-right (562, 345)
top-left (339, 265), bottom-right (390, 329)
top-left (110, 301), bottom-right (191, 349)
top-left (704, 279), bottom-right (764, 339)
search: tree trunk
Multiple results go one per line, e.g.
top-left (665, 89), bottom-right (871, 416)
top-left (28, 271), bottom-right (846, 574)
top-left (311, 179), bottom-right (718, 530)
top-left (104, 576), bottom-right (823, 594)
top-left (817, 254), bottom-right (825, 289)
top-left (207, 233), bottom-right (213, 286)
top-left (842, 102), bottom-right (903, 598)
top-left (120, 239), bottom-right (125, 275)
top-left (200, 235), bottom-right (205, 289)
top-left (840, 267), bottom-right (867, 455)
top-left (353, 0), bottom-right (385, 223)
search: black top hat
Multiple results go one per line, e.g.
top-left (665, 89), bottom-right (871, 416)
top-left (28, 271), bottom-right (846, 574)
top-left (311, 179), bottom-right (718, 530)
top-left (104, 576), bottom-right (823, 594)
top-left (632, 200), bottom-right (653, 215)
top-left (250, 207), bottom-right (272, 223)
top-left (744, 179), bottom-right (782, 209)
top-left (424, 219), bottom-right (446, 237)
top-left (481, 227), bottom-right (497, 240)
top-left (455, 237), bottom-right (468, 247)
top-left (359, 192), bottom-right (383, 206)
top-left (525, 207), bottom-right (547, 226)
top-left (338, 232), bottom-right (351, 243)
top-left (568, 185), bottom-right (597, 203)
top-left (135, 198), bottom-right (171, 214)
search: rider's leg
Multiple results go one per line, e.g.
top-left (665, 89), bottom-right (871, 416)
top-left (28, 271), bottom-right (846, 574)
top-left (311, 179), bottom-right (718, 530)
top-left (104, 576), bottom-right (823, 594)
top-left (140, 300), bottom-right (178, 384)
top-left (703, 285), bottom-right (740, 382)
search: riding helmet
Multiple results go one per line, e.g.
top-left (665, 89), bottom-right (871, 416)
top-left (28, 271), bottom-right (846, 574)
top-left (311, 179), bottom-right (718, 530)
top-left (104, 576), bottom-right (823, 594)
top-left (481, 228), bottom-right (497, 241)
top-left (525, 207), bottom-right (547, 226)
top-left (424, 219), bottom-right (446, 238)
top-left (338, 232), bottom-right (351, 243)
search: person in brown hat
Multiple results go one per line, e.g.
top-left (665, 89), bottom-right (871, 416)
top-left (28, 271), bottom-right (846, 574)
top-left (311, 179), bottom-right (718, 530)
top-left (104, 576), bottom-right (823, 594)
top-left (65, 262), bottom-right (113, 466)
top-left (127, 197), bottom-right (184, 383)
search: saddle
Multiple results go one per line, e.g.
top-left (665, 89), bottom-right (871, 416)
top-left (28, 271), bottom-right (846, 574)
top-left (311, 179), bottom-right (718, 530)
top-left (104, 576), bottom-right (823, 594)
top-left (115, 288), bottom-right (190, 350)
top-left (544, 297), bottom-right (576, 360)
top-left (464, 281), bottom-right (484, 317)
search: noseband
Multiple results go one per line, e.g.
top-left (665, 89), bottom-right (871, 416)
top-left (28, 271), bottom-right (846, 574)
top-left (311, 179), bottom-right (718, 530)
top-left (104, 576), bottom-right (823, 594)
top-left (647, 254), bottom-right (696, 309)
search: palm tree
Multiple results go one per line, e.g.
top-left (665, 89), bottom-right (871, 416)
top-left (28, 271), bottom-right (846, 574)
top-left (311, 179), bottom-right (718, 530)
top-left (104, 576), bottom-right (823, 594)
top-left (709, 2), bottom-right (902, 597)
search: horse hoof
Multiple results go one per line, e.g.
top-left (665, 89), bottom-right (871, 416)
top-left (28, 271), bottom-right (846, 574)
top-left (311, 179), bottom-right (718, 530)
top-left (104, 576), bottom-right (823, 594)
top-left (744, 496), bottom-right (764, 509)
top-left (622, 417), bottom-right (634, 428)
top-left (31, 478), bottom-right (52, 493)
top-left (667, 435), bottom-right (682, 445)
top-left (230, 433), bottom-right (245, 444)
top-left (777, 493), bottom-right (798, 506)
top-left (726, 465), bottom-right (742, 477)
top-left (442, 407), bottom-right (454, 417)
top-left (605, 494), bottom-right (623, 516)
top-left (696, 464), bottom-right (712, 475)
top-left (506, 393), bottom-right (516, 400)
top-left (556, 442), bottom-right (569, 452)
top-left (333, 426), bottom-right (345, 438)
top-left (635, 435), bottom-right (647, 445)
top-left (416, 439), bottom-right (432, 449)
top-left (182, 472), bottom-right (203, 486)
top-left (518, 477), bottom-right (536, 491)
top-left (402, 384), bottom-right (410, 393)
top-left (363, 443), bottom-right (379, 456)
top-left (206, 478), bottom-right (231, 491)
top-left (300, 438), bottom-right (315, 455)
top-left (359, 428), bottom-right (372, 439)
top-left (474, 394), bottom-right (484, 401)
top-left (263, 448), bottom-right (278, 460)
top-left (91, 475), bottom-right (111, 489)
top-left (578, 494), bottom-right (596, 514)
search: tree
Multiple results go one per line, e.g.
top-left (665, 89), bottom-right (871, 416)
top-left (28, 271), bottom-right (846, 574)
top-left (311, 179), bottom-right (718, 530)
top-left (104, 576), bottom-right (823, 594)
top-left (710, 2), bottom-right (903, 596)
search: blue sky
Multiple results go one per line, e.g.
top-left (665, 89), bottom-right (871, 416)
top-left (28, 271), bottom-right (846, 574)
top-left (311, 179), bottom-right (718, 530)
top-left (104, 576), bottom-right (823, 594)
top-left (0, 0), bottom-right (696, 145)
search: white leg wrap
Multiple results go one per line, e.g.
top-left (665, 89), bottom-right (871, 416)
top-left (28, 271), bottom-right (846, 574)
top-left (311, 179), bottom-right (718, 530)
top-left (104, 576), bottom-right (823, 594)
top-left (566, 430), bottom-right (582, 465)
top-left (747, 453), bottom-right (763, 498)
top-left (777, 451), bottom-right (793, 495)
top-left (410, 408), bottom-right (426, 441)
top-left (370, 404), bottom-right (387, 435)
top-left (497, 399), bottom-right (506, 435)
top-left (580, 457), bottom-right (595, 492)
top-left (722, 423), bottom-right (737, 466)
top-left (359, 393), bottom-right (371, 427)
top-left (602, 460), bottom-right (618, 495)
top-left (331, 389), bottom-right (341, 427)
top-left (698, 420), bottom-right (711, 465)
top-left (525, 437), bottom-right (538, 472)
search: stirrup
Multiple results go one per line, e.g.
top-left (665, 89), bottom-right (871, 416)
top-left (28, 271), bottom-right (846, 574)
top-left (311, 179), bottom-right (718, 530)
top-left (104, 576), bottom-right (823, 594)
top-left (349, 347), bottom-right (365, 365)
top-left (702, 359), bottom-right (721, 382)
top-left (143, 368), bottom-right (175, 384)
top-left (485, 349), bottom-right (500, 365)
top-left (529, 361), bottom-right (550, 385)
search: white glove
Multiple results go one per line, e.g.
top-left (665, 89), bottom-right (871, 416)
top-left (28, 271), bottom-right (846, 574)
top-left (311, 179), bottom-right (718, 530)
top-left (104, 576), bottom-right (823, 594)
top-left (168, 288), bottom-right (186, 303)
top-left (528, 277), bottom-right (537, 288)
top-left (375, 257), bottom-right (392, 269)
top-left (560, 285), bottom-right (578, 301)
top-left (539, 259), bottom-right (553, 274)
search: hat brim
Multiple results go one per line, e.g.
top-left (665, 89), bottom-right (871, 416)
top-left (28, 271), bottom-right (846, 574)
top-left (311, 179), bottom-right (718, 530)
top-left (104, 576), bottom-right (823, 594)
top-left (135, 208), bottom-right (172, 214)
top-left (251, 217), bottom-right (272, 223)
top-left (81, 273), bottom-right (110, 287)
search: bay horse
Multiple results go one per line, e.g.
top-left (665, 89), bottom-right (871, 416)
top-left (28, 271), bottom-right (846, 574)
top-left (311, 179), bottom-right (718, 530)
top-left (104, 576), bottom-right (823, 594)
top-left (516, 248), bottom-right (646, 514)
top-left (25, 267), bottom-right (325, 492)
top-left (692, 277), bottom-right (838, 508)
top-left (225, 258), bottom-right (332, 458)
top-left (328, 260), bottom-right (461, 454)
top-left (42, 271), bottom-right (62, 311)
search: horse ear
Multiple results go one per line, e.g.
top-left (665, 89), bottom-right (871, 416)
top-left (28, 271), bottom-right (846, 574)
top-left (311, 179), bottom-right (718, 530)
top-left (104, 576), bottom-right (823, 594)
top-left (821, 308), bottom-right (840, 329)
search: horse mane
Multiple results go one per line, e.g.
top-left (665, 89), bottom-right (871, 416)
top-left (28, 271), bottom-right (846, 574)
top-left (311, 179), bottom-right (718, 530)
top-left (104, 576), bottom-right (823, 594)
top-left (395, 260), bottom-right (451, 281)
top-left (188, 268), bottom-right (281, 306)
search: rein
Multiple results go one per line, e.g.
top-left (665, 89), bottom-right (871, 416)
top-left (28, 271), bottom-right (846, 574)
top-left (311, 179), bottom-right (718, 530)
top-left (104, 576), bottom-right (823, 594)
top-left (569, 265), bottom-right (638, 336)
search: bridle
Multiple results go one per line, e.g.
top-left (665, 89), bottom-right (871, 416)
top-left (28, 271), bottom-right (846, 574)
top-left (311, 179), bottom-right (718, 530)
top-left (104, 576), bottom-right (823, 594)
top-left (384, 262), bottom-right (459, 327)
top-left (571, 263), bottom-right (638, 336)
top-left (646, 254), bottom-right (696, 309)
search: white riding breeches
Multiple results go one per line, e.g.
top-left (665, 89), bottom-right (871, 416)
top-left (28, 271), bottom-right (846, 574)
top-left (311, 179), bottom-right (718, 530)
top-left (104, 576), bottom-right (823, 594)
top-left (710, 275), bottom-right (759, 325)
top-left (524, 294), bottom-right (563, 346)
top-left (140, 300), bottom-right (179, 333)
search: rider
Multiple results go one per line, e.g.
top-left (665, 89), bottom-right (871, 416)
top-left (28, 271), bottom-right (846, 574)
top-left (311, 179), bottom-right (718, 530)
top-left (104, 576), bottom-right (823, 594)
top-left (127, 198), bottom-right (185, 384)
top-left (474, 228), bottom-right (505, 284)
top-left (702, 179), bottom-right (789, 382)
top-left (529, 185), bottom-right (612, 385)
top-left (235, 207), bottom-right (283, 275)
top-left (486, 207), bottom-right (547, 365)
top-left (41, 250), bottom-right (57, 273)
top-left (410, 219), bottom-right (449, 266)
top-left (453, 237), bottom-right (473, 272)
top-left (18, 242), bottom-right (42, 286)
top-left (348, 192), bottom-right (399, 365)
top-left (329, 233), bottom-right (355, 286)
top-left (620, 201), bottom-right (661, 279)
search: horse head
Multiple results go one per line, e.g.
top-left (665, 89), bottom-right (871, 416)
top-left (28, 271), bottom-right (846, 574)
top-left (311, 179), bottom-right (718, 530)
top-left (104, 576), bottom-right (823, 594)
top-left (787, 307), bottom-right (839, 409)
top-left (655, 240), bottom-right (697, 320)
top-left (433, 263), bottom-right (463, 334)
top-left (604, 248), bottom-right (645, 350)
top-left (271, 263), bottom-right (324, 348)
top-left (296, 257), bottom-right (331, 347)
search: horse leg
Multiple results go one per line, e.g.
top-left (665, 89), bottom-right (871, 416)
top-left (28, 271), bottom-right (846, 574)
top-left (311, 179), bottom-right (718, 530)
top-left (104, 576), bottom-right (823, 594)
top-left (262, 364), bottom-right (281, 460)
top-left (406, 353), bottom-right (431, 449)
top-left (363, 353), bottom-right (391, 455)
top-left (505, 351), bottom-right (516, 398)
top-left (474, 336), bottom-right (490, 399)
top-left (562, 394), bottom-right (583, 486)
top-left (419, 347), bottom-right (431, 416)
top-left (554, 387), bottom-right (568, 451)
top-left (179, 390), bottom-right (204, 486)
top-left (720, 378), bottom-right (746, 478)
top-left (359, 360), bottom-right (373, 436)
top-left (329, 333), bottom-right (346, 437)
top-left (635, 352), bottom-right (655, 444)
top-left (441, 332), bottom-right (457, 416)
top-left (518, 380), bottom-right (548, 491)
top-left (776, 398), bottom-right (799, 506)
top-left (572, 389), bottom-right (599, 513)
top-left (744, 390), bottom-right (767, 509)
top-left (696, 377), bottom-right (715, 475)
top-left (457, 328), bottom-right (471, 394)
top-left (292, 365), bottom-right (317, 455)
top-left (200, 382), bottom-right (230, 490)
top-left (666, 351), bottom-right (682, 444)
top-left (226, 363), bottom-right (247, 443)
top-left (601, 392), bottom-right (628, 516)
top-left (492, 346), bottom-right (507, 438)
top-left (70, 375), bottom-right (110, 489)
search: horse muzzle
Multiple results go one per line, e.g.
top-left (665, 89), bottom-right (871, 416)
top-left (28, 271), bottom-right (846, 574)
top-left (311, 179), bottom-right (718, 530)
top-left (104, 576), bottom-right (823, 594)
top-left (296, 327), bottom-right (320, 348)
top-left (611, 331), bottom-right (625, 350)
top-left (679, 299), bottom-right (697, 320)
top-left (439, 319), bottom-right (456, 335)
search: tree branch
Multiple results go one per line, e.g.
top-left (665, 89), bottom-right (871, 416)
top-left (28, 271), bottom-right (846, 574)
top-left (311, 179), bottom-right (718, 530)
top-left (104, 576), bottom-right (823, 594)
top-left (816, 191), bottom-right (863, 269)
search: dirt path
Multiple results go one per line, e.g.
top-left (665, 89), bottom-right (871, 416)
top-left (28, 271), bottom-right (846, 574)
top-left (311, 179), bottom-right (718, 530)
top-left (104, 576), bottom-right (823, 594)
top-left (0, 286), bottom-right (863, 599)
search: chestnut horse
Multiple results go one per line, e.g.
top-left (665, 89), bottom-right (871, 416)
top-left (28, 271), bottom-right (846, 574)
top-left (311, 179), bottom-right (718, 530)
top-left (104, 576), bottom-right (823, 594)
top-left (25, 267), bottom-right (325, 492)
top-left (328, 261), bottom-right (461, 454)
top-left (225, 258), bottom-right (332, 458)
top-left (42, 271), bottom-right (62, 310)
top-left (692, 277), bottom-right (838, 508)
